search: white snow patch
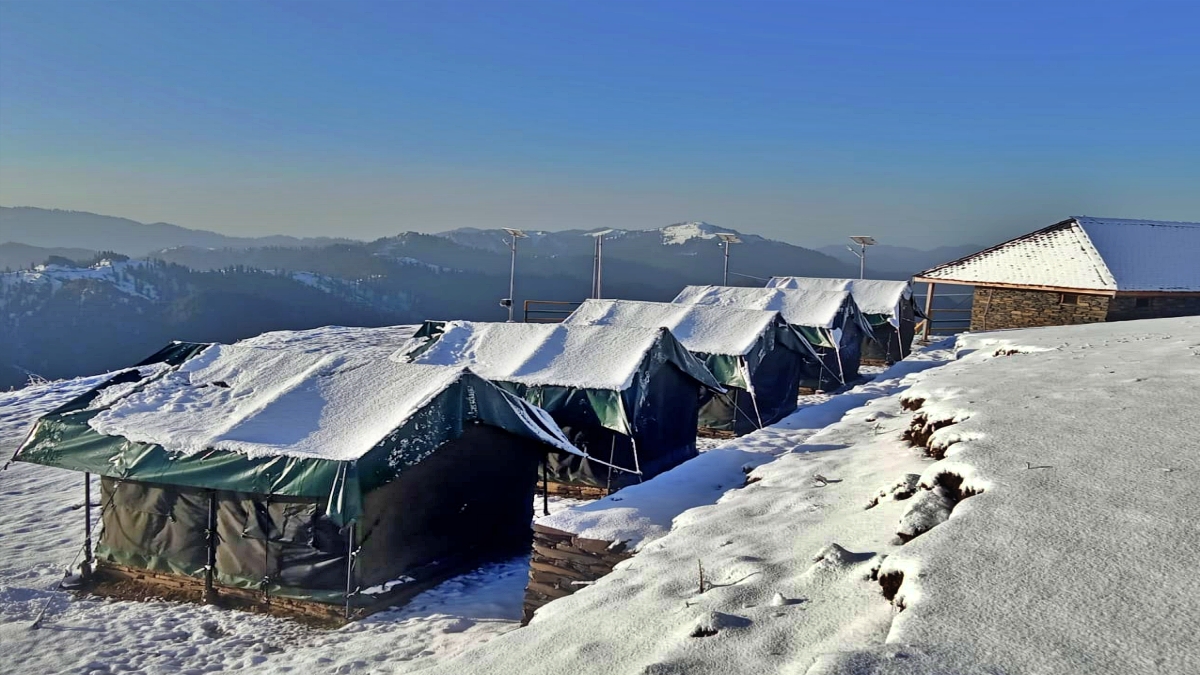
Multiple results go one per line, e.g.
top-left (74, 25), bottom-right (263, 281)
top-left (660, 221), bottom-right (721, 245)
top-left (0, 260), bottom-right (158, 303)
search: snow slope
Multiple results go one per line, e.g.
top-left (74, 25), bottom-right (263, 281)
top-left (427, 316), bottom-right (1200, 675)
top-left (4, 317), bottom-right (1198, 675)
top-left (0, 260), bottom-right (158, 302)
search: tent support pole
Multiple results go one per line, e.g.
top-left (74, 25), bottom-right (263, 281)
top-left (833, 340), bottom-right (846, 385)
top-left (344, 521), bottom-right (357, 621)
top-left (82, 473), bottom-right (93, 580)
top-left (541, 459), bottom-right (549, 516)
top-left (204, 490), bottom-right (217, 603)
top-left (605, 438), bottom-right (616, 493)
top-left (631, 438), bottom-right (642, 483)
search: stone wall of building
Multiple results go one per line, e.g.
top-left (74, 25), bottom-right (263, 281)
top-left (970, 287), bottom-right (1109, 331)
top-left (1106, 295), bottom-right (1200, 322)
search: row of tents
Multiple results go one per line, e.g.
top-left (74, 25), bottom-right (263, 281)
top-left (12, 277), bottom-right (916, 616)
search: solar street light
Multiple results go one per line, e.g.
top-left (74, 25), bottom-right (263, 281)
top-left (716, 233), bottom-right (742, 285)
top-left (847, 235), bottom-right (876, 279)
top-left (503, 228), bottom-right (529, 322)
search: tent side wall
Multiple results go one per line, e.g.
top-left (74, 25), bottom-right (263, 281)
top-left (860, 300), bottom-right (916, 364)
top-left (836, 311), bottom-right (864, 382)
top-left (97, 424), bottom-right (546, 603)
top-left (744, 342), bottom-right (806, 428)
top-left (98, 478), bottom-right (350, 602)
top-left (698, 347), bottom-right (806, 435)
top-left (627, 362), bottom-right (702, 480)
top-left (542, 361), bottom-right (703, 490)
top-left (355, 423), bottom-right (541, 589)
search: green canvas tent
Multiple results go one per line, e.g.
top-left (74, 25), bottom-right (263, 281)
top-left (672, 285), bottom-right (872, 390)
top-left (766, 277), bottom-right (917, 364)
top-left (563, 299), bottom-right (816, 435)
top-left (400, 321), bottom-right (723, 491)
top-left (12, 326), bottom-right (585, 612)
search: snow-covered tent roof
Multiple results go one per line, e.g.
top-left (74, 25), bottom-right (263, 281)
top-left (563, 299), bottom-right (782, 357)
top-left (15, 327), bottom-right (583, 524)
top-left (79, 325), bottom-right (544, 461)
top-left (402, 321), bottom-right (721, 392)
top-left (765, 277), bottom-right (912, 323)
top-left (671, 285), bottom-right (855, 329)
top-left (915, 216), bottom-right (1200, 293)
top-left (90, 349), bottom-right (480, 462)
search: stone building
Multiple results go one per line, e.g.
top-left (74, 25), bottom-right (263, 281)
top-left (914, 216), bottom-right (1200, 333)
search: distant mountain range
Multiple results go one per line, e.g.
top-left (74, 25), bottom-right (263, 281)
top-left (0, 207), bottom-right (355, 256)
top-left (0, 207), bottom-right (980, 389)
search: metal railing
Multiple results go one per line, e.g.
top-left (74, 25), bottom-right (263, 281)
top-left (915, 287), bottom-right (975, 341)
top-left (523, 300), bottom-right (580, 323)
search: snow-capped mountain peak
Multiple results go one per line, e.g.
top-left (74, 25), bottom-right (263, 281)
top-left (660, 221), bottom-right (732, 246)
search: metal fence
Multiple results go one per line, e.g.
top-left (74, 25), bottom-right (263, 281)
top-left (523, 300), bottom-right (580, 323)
top-left (915, 286), bottom-right (974, 340)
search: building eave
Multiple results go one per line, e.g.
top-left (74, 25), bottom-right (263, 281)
top-left (912, 276), bottom-right (1117, 296)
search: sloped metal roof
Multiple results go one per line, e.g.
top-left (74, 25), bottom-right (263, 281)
top-left (916, 217), bottom-right (1200, 292)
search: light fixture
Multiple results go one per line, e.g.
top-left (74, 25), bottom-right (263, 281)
top-left (716, 233), bottom-right (742, 285)
top-left (503, 229), bottom-right (529, 321)
top-left (847, 236), bottom-right (876, 279)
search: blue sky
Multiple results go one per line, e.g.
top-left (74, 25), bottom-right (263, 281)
top-left (1, 0), bottom-right (1197, 247)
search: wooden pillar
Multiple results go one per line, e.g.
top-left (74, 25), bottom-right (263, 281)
top-left (921, 282), bottom-right (936, 343)
top-left (541, 459), bottom-right (549, 516)
top-left (204, 490), bottom-right (217, 603)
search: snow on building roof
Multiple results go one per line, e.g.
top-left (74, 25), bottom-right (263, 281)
top-left (563, 299), bottom-right (780, 356)
top-left (404, 321), bottom-right (674, 391)
top-left (916, 216), bottom-right (1200, 292)
top-left (672, 285), bottom-right (852, 329)
top-left (87, 327), bottom-right (481, 461)
top-left (766, 277), bottom-right (912, 318)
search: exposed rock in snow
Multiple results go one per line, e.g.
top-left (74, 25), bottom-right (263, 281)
top-left (895, 487), bottom-right (955, 542)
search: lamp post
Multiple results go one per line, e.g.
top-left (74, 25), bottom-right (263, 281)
top-left (590, 230), bottom-right (610, 299)
top-left (847, 235), bottom-right (877, 279)
top-left (502, 228), bottom-right (528, 322)
top-left (715, 233), bottom-right (741, 285)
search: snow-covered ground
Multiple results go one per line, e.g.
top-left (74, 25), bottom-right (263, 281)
top-left (0, 342), bottom-right (938, 674)
top-left (4, 317), bottom-right (1198, 674)
top-left (423, 317), bottom-right (1200, 675)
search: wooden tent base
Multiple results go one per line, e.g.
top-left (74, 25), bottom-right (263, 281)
top-left (83, 561), bottom-right (477, 626)
top-left (543, 481), bottom-right (611, 500)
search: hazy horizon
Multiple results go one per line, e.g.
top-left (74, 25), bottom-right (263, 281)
top-left (2, 0), bottom-right (1197, 249)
